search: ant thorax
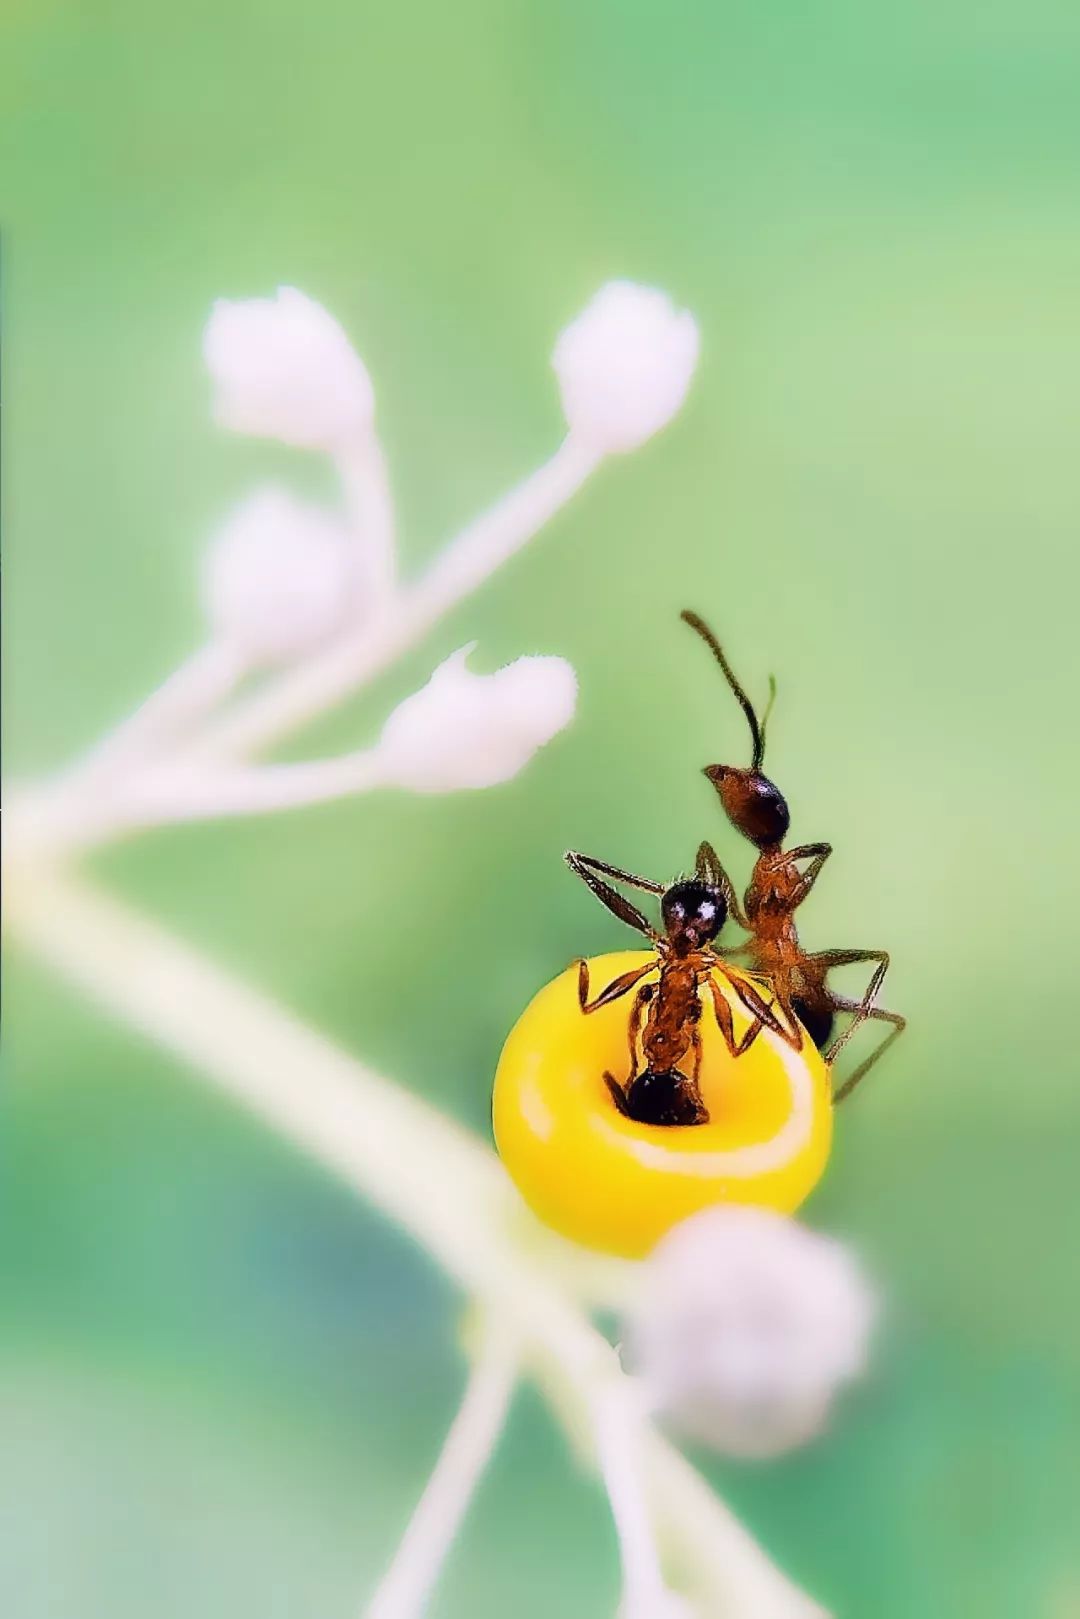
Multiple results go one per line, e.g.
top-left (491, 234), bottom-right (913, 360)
top-left (745, 847), bottom-right (799, 923)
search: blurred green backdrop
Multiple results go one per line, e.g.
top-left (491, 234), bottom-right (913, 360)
top-left (4, 1), bottom-right (1080, 1614)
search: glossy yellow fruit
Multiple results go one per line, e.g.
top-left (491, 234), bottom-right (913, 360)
top-left (493, 950), bottom-right (833, 1257)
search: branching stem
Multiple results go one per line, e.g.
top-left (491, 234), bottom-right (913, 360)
top-left (5, 863), bottom-right (827, 1619)
top-left (364, 1313), bottom-right (519, 1619)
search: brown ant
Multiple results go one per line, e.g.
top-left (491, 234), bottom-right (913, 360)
top-left (565, 851), bottom-right (785, 1127)
top-left (681, 610), bottom-right (905, 1102)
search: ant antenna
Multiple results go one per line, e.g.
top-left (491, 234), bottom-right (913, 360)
top-left (681, 610), bottom-right (766, 768)
top-left (759, 674), bottom-right (777, 755)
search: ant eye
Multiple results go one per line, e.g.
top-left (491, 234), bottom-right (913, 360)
top-left (493, 950), bottom-right (832, 1256)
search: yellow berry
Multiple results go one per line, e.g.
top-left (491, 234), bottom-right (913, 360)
top-left (492, 950), bottom-right (833, 1258)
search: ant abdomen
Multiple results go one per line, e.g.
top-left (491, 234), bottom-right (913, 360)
top-left (607, 1068), bottom-right (710, 1128)
top-left (791, 997), bottom-right (835, 1050)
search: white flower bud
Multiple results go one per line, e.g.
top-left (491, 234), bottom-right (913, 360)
top-left (625, 1207), bottom-right (877, 1459)
top-left (376, 644), bottom-right (576, 793)
top-left (552, 281), bottom-right (699, 454)
top-left (202, 486), bottom-right (360, 665)
top-left (203, 287), bottom-right (375, 450)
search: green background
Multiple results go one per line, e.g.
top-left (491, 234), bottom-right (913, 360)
top-left (4, 1), bottom-right (1080, 1614)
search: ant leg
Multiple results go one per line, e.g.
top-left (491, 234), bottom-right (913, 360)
top-left (704, 975), bottom-right (767, 1058)
top-left (577, 959), bottom-right (655, 1014)
top-left (812, 949), bottom-right (891, 1063)
top-left (622, 981), bottom-right (652, 1079)
top-left (826, 993), bottom-right (906, 1103)
top-left (682, 1024), bottom-right (710, 1122)
top-left (771, 983), bottom-right (807, 1049)
top-left (708, 959), bottom-right (803, 1048)
top-left (567, 852), bottom-right (665, 894)
top-left (695, 841), bottom-right (748, 928)
top-left (566, 851), bottom-right (661, 940)
top-left (709, 963), bottom-right (787, 1040)
top-left (786, 843), bottom-right (833, 909)
top-left (603, 1074), bottom-right (631, 1114)
top-left (690, 1021), bottom-right (704, 1083)
top-left (604, 982), bottom-right (655, 1116)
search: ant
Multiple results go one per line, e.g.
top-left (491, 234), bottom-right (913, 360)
top-left (681, 610), bottom-right (905, 1103)
top-left (564, 850), bottom-right (785, 1127)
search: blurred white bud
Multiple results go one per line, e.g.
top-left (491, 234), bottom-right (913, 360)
top-left (203, 286), bottom-right (375, 450)
top-left (202, 486), bottom-right (360, 665)
top-left (625, 1207), bottom-right (877, 1459)
top-left (376, 644), bottom-right (577, 793)
top-left (552, 281), bottom-right (699, 453)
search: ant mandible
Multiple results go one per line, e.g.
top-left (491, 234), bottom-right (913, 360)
top-left (681, 610), bottom-right (905, 1102)
top-left (564, 851), bottom-right (785, 1127)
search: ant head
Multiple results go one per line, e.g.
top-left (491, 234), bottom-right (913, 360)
top-left (661, 879), bottom-right (726, 952)
top-left (702, 764), bottom-right (790, 849)
top-left (681, 610), bottom-right (789, 849)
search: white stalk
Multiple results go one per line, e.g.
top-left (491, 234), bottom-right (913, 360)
top-left (644, 1438), bottom-right (826, 1619)
top-left (4, 862), bottom-right (827, 1619)
top-left (3, 863), bottom-right (618, 1336)
top-left (188, 436), bottom-right (602, 764)
top-left (405, 437), bottom-right (600, 618)
top-left (111, 749), bottom-right (388, 828)
top-left (365, 1313), bottom-right (519, 1619)
top-left (594, 1380), bottom-right (672, 1618)
top-left (61, 640), bottom-right (247, 789)
top-left (26, 644), bottom-right (575, 846)
top-left (10, 751), bottom-right (387, 856)
top-left (336, 438), bottom-right (397, 607)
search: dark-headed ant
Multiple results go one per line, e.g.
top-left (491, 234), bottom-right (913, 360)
top-left (681, 610), bottom-right (905, 1102)
top-left (565, 851), bottom-right (785, 1127)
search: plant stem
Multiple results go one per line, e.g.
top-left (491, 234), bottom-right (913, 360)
top-left (365, 1313), bottom-right (518, 1619)
top-left (594, 1380), bottom-right (672, 1617)
top-left (109, 748), bottom-right (388, 828)
top-left (62, 641), bottom-right (248, 787)
top-left (5, 863), bottom-right (827, 1619)
top-left (189, 436), bottom-right (602, 764)
top-left (336, 438), bottom-right (397, 607)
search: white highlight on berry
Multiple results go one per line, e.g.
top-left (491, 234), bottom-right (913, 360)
top-left (610, 1010), bottom-right (815, 1181)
